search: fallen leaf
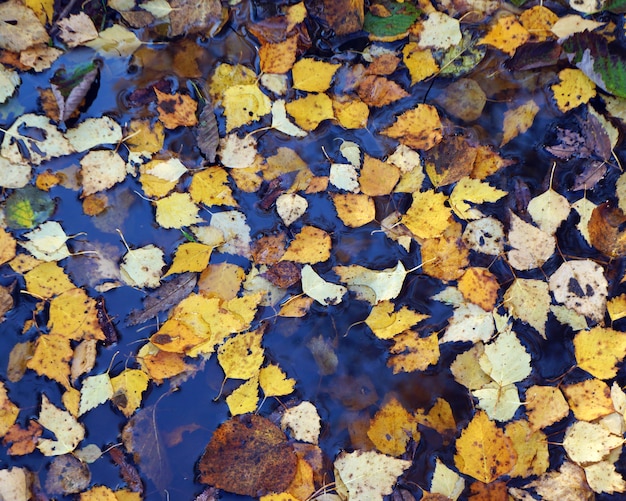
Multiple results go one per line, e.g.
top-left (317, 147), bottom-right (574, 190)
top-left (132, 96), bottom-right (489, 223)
top-left (563, 421), bottom-right (623, 464)
top-left (388, 331), bottom-right (439, 373)
top-left (503, 278), bottom-right (550, 338)
top-left (563, 378), bottom-right (614, 422)
top-left (281, 401), bottom-right (321, 444)
top-left (549, 259), bottom-right (607, 323)
top-left (222, 84), bottom-right (271, 132)
top-left (218, 328), bottom-right (265, 380)
top-left (259, 364), bottom-right (295, 397)
top-left (198, 414), bottom-right (297, 496)
top-left (552, 68), bottom-right (596, 113)
top-left (164, 242), bottom-right (213, 276)
top-left (367, 397), bottom-right (419, 456)
top-left (154, 192), bottom-right (201, 229)
top-left (507, 212), bottom-right (555, 270)
top-left (524, 385), bottom-right (570, 431)
top-left (381, 104), bottom-right (443, 150)
top-left (301, 265), bottom-right (347, 306)
top-left (0, 1), bottom-right (48, 52)
top-left (479, 15), bottom-right (530, 56)
top-left (454, 410), bottom-right (516, 483)
top-left (501, 99), bottom-right (540, 146)
top-left (122, 404), bottom-right (171, 491)
top-left (292, 58), bottom-right (340, 92)
top-left (402, 189), bottom-right (452, 239)
top-left (285, 93), bottom-right (334, 131)
top-left (334, 450), bottom-right (411, 501)
top-left (110, 369), bottom-right (150, 417)
top-left (154, 88), bottom-right (198, 129)
top-left (281, 226), bottom-right (331, 264)
top-left (120, 244), bottom-right (165, 288)
top-left (334, 261), bottom-right (408, 304)
top-left (37, 394), bottom-right (85, 456)
top-left (574, 326), bottom-right (626, 379)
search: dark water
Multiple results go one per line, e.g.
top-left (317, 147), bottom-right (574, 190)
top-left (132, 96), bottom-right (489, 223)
top-left (2, 2), bottom-right (626, 501)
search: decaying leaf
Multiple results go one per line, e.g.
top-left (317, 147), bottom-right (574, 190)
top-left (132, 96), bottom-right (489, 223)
top-left (198, 414), bottom-right (297, 496)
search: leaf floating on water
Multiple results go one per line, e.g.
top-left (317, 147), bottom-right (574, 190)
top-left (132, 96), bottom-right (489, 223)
top-left (50, 62), bottom-right (100, 123)
top-left (126, 272), bottom-right (197, 325)
top-left (4, 185), bottom-right (55, 229)
top-left (197, 100), bottom-right (219, 163)
top-left (198, 414), bottom-right (297, 496)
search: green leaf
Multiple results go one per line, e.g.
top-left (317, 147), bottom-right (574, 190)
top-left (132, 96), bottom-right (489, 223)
top-left (363, 1), bottom-right (420, 38)
top-left (562, 32), bottom-right (626, 98)
top-left (604, 0), bottom-right (626, 13)
top-left (5, 186), bottom-right (55, 229)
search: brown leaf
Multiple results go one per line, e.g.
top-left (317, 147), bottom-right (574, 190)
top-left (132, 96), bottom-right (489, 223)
top-left (121, 405), bottom-right (172, 491)
top-left (126, 272), bottom-right (197, 325)
top-left (109, 447), bottom-right (143, 493)
top-left (0, 281), bottom-right (15, 323)
top-left (154, 88), bottom-right (198, 129)
top-left (263, 261), bottom-right (301, 288)
top-left (424, 135), bottom-right (477, 187)
top-left (357, 75), bottom-right (409, 107)
top-left (2, 420), bottom-right (42, 455)
top-left (45, 455), bottom-right (91, 495)
top-left (197, 101), bottom-right (219, 163)
top-left (168, 0), bottom-right (226, 37)
top-left (588, 203), bottom-right (626, 257)
top-left (198, 414), bottom-right (297, 497)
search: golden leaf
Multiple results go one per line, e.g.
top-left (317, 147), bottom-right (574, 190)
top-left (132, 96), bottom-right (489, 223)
top-left (367, 397), bottom-right (419, 456)
top-left (381, 104), bottom-right (443, 150)
top-left (454, 410), bottom-right (516, 483)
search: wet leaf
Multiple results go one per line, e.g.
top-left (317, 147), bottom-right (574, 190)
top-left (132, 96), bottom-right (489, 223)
top-left (121, 404), bottom-right (172, 491)
top-left (50, 62), bottom-right (99, 122)
top-left (198, 414), bottom-right (297, 496)
top-left (37, 394), bottom-right (85, 456)
top-left (197, 101), bottom-right (219, 162)
top-left (454, 410), bottom-right (516, 483)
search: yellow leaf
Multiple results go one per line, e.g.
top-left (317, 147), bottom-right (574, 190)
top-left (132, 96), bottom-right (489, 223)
top-left (79, 486), bottom-right (118, 500)
top-left (25, 0), bottom-right (53, 23)
top-left (507, 212), bottom-right (555, 270)
top-left (479, 329), bottom-right (531, 386)
top-left (62, 387), bottom-right (80, 418)
top-left (198, 262), bottom-right (245, 300)
top-left (527, 461), bottom-right (593, 500)
top-left (332, 193), bottom-right (375, 227)
top-left (402, 42), bottom-right (438, 85)
top-left (110, 369), bottom-right (150, 418)
top-left (281, 226), bottom-right (331, 264)
top-left (505, 420), bottom-right (549, 478)
top-left (27, 334), bottom-right (72, 389)
top-left (292, 58), bottom-right (340, 92)
top-left (519, 5), bottom-right (558, 41)
top-left (0, 381), bottom-right (18, 437)
top-left (524, 385), bottom-right (570, 431)
top-left (281, 401), bottom-right (321, 444)
top-left (501, 99), bottom-right (540, 146)
top-left (334, 450), bottom-right (411, 501)
top-left (527, 188), bottom-right (571, 235)
top-left (473, 382), bottom-right (521, 421)
top-left (359, 154), bottom-right (400, 196)
top-left (209, 63), bottom-right (257, 102)
top-left (449, 177), bottom-right (507, 220)
top-left (285, 93), bottom-right (334, 131)
top-left (78, 373), bottom-right (113, 417)
top-left (584, 461), bottom-right (626, 494)
top-left (365, 300), bottom-right (428, 339)
top-left (151, 317), bottom-right (208, 354)
top-left (24, 261), bottom-right (74, 299)
top-left (607, 294), bottom-right (626, 322)
top-left (48, 288), bottom-right (104, 341)
top-left (154, 88), bottom-right (198, 129)
top-left (120, 244), bottom-right (165, 289)
top-left (552, 68), bottom-right (596, 113)
top-left (414, 398), bottom-right (457, 438)
top-left (332, 96), bottom-right (369, 129)
top-left (381, 104), bottom-right (443, 150)
top-left (226, 377), bottom-right (259, 415)
top-left (563, 421), bottom-right (623, 464)
top-left (574, 326), bottom-right (626, 379)
top-left (141, 346), bottom-right (194, 383)
top-left (479, 15), bottom-right (530, 56)
top-left (401, 189), bottom-right (452, 239)
top-left (457, 267), bottom-right (499, 311)
top-left (223, 84), bottom-right (272, 132)
top-left (367, 397), bottom-right (419, 457)
top-left (139, 158), bottom-right (187, 198)
top-left (453, 410), bottom-right (516, 483)
top-left (563, 378), bottom-right (615, 422)
top-left (430, 457), bottom-right (464, 500)
top-left (259, 364), bottom-right (295, 397)
top-left (421, 221), bottom-right (469, 281)
top-left (503, 278), bottom-right (550, 339)
top-left (189, 167), bottom-right (237, 207)
top-left (388, 331), bottom-right (439, 373)
top-left (300, 265), bottom-right (347, 306)
top-left (334, 261), bottom-right (408, 304)
top-left (259, 36), bottom-right (298, 74)
top-left (126, 119), bottom-right (164, 154)
top-left (278, 296), bottom-right (314, 317)
top-left (218, 329), bottom-right (265, 380)
top-left (154, 192), bottom-right (201, 229)
top-left (37, 394), bottom-right (85, 456)
top-left (0, 228), bottom-right (16, 266)
top-left (164, 242), bottom-right (213, 276)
